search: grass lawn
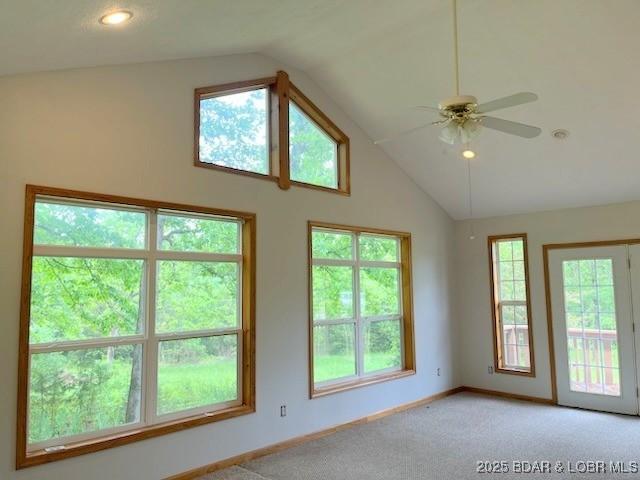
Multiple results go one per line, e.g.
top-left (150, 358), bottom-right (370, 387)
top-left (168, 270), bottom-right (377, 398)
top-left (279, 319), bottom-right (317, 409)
top-left (314, 352), bottom-right (400, 383)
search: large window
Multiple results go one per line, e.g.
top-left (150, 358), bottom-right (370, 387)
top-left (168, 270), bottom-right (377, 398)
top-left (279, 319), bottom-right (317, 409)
top-left (17, 186), bottom-right (256, 468)
top-left (308, 222), bottom-right (415, 397)
top-left (488, 234), bottom-right (535, 375)
top-left (195, 71), bottom-right (350, 195)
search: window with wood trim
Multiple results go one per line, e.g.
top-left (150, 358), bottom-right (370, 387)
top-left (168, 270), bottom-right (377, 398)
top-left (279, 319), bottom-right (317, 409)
top-left (194, 71), bottom-right (350, 195)
top-left (489, 234), bottom-right (535, 375)
top-left (308, 222), bottom-right (415, 397)
top-left (17, 185), bottom-right (256, 468)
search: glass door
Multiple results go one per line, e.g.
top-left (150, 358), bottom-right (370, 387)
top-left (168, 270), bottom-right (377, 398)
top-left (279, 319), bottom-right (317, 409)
top-left (548, 246), bottom-right (638, 414)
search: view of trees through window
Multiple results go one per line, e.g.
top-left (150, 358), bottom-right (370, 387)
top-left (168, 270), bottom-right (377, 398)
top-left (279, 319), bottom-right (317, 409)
top-left (197, 81), bottom-right (343, 191)
top-left (311, 227), bottom-right (403, 386)
top-left (491, 236), bottom-right (532, 372)
top-left (27, 199), bottom-right (243, 447)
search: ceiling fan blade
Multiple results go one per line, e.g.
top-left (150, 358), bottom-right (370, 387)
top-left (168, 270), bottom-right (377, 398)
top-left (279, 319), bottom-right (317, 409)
top-left (373, 121), bottom-right (441, 145)
top-left (476, 92), bottom-right (538, 114)
top-left (480, 116), bottom-right (542, 138)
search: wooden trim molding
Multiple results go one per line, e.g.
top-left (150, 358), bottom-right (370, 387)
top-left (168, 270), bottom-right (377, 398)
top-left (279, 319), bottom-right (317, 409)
top-left (164, 385), bottom-right (558, 480)
top-left (487, 233), bottom-right (536, 377)
top-left (16, 185), bottom-right (257, 469)
top-left (193, 71), bottom-right (350, 196)
top-left (307, 221), bottom-right (415, 398)
top-left (165, 387), bottom-right (464, 480)
top-left (542, 237), bottom-right (640, 405)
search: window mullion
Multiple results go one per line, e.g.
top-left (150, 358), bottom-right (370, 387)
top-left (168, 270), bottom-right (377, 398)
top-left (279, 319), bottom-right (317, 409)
top-left (145, 209), bottom-right (158, 427)
top-left (354, 232), bottom-right (363, 378)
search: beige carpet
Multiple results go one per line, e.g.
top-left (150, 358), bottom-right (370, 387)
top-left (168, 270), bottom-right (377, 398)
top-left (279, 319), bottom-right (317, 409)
top-left (198, 392), bottom-right (640, 479)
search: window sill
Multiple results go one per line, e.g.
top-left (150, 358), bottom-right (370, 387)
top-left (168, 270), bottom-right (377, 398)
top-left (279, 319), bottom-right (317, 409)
top-left (18, 403), bottom-right (255, 469)
top-left (311, 369), bottom-right (416, 399)
top-left (495, 367), bottom-right (535, 377)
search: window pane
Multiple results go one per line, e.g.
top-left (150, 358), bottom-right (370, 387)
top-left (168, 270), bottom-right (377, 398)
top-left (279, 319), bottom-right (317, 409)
top-left (359, 235), bottom-right (398, 262)
top-left (363, 320), bottom-right (401, 373)
top-left (28, 345), bottom-right (142, 444)
top-left (289, 101), bottom-right (338, 189)
top-left (497, 241), bottom-right (513, 261)
top-left (156, 261), bottom-right (238, 333)
top-left (360, 267), bottom-right (400, 317)
top-left (311, 230), bottom-right (352, 260)
top-left (312, 266), bottom-right (353, 320)
top-left (313, 323), bottom-right (356, 383)
top-left (199, 88), bottom-right (268, 175)
top-left (157, 335), bottom-right (238, 415)
top-left (30, 257), bottom-right (144, 344)
top-left (34, 201), bottom-right (146, 249)
top-left (158, 213), bottom-right (239, 254)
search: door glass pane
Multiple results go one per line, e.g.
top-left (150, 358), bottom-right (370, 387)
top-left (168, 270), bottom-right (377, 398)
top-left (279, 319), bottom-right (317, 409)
top-left (157, 335), bottom-right (238, 416)
top-left (28, 345), bottom-right (142, 445)
top-left (313, 323), bottom-right (356, 383)
top-left (156, 261), bottom-right (238, 333)
top-left (562, 259), bottom-right (620, 396)
top-left (363, 320), bottom-right (402, 373)
top-left (198, 88), bottom-right (269, 175)
top-left (30, 257), bottom-right (144, 344)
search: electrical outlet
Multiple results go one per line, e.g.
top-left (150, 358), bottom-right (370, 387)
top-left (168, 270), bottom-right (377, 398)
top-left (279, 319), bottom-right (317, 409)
top-left (436, 367), bottom-right (441, 376)
top-left (488, 366), bottom-right (494, 374)
top-left (280, 405), bottom-right (287, 417)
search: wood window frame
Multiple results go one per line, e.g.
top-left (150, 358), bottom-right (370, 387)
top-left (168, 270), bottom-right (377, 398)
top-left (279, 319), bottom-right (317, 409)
top-left (488, 233), bottom-right (536, 377)
top-left (16, 185), bottom-right (257, 469)
top-left (194, 71), bottom-right (350, 195)
top-left (308, 221), bottom-right (415, 398)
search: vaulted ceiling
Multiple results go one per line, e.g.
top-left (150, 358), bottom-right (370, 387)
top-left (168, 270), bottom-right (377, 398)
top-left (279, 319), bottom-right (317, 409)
top-left (2, 0), bottom-right (639, 219)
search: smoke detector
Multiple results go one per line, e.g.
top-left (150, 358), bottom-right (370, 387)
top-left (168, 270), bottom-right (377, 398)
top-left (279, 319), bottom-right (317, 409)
top-left (551, 129), bottom-right (570, 140)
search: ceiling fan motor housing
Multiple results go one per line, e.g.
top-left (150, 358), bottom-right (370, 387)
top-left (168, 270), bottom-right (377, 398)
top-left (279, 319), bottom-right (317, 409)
top-left (438, 95), bottom-right (478, 118)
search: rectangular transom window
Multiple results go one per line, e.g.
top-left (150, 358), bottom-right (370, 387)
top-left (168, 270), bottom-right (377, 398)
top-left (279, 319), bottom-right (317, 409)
top-left (488, 234), bottom-right (535, 375)
top-left (195, 71), bottom-right (350, 195)
top-left (17, 185), bottom-right (256, 468)
top-left (308, 222), bottom-right (415, 397)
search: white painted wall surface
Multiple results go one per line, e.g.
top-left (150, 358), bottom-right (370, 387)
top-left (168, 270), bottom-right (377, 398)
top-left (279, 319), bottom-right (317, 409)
top-left (456, 201), bottom-right (640, 400)
top-left (0, 53), bottom-right (457, 479)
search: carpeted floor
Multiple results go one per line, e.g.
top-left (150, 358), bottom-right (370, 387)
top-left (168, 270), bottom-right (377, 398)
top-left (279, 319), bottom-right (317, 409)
top-left (198, 392), bottom-right (640, 479)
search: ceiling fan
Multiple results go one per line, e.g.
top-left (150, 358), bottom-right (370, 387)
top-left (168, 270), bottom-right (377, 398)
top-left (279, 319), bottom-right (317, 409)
top-left (375, 0), bottom-right (541, 146)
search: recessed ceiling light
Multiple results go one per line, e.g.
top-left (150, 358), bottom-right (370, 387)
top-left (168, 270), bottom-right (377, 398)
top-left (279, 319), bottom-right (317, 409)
top-left (99, 10), bottom-right (133, 25)
top-left (462, 149), bottom-right (476, 159)
top-left (551, 129), bottom-right (570, 140)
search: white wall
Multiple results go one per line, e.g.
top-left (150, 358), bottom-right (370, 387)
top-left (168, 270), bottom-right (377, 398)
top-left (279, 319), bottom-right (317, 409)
top-left (0, 53), bottom-right (457, 479)
top-left (456, 201), bottom-right (640, 399)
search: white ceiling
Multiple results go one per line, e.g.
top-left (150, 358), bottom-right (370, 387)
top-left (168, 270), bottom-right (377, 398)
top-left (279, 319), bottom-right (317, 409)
top-left (2, 0), bottom-right (640, 219)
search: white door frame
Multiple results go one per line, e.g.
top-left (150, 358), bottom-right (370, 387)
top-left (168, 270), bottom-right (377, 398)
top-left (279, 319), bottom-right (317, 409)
top-left (544, 239), bottom-right (640, 414)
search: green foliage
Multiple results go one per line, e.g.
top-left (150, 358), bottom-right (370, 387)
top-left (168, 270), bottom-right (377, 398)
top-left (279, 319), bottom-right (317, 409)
top-left (158, 214), bottom-right (238, 253)
top-left (158, 337), bottom-right (237, 415)
top-left (199, 90), bottom-right (269, 174)
top-left (360, 268), bottom-right (399, 317)
top-left (312, 266), bottom-right (353, 320)
top-left (359, 235), bottom-right (398, 261)
top-left (29, 346), bottom-right (140, 444)
top-left (289, 101), bottom-right (338, 188)
top-left (30, 257), bottom-right (143, 343)
top-left (35, 202), bottom-right (145, 249)
top-left (311, 230), bottom-right (352, 259)
top-left (157, 261), bottom-right (238, 333)
top-left (364, 320), bottom-right (401, 372)
top-left (29, 201), bottom-right (243, 444)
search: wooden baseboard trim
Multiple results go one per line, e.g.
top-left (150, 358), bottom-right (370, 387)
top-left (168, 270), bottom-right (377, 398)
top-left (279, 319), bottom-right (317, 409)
top-left (461, 386), bottom-right (555, 405)
top-left (165, 386), bottom-right (465, 480)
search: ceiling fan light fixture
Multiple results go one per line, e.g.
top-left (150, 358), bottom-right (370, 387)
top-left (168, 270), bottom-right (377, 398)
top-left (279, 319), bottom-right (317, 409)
top-left (462, 149), bottom-right (476, 159)
top-left (99, 10), bottom-right (133, 25)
